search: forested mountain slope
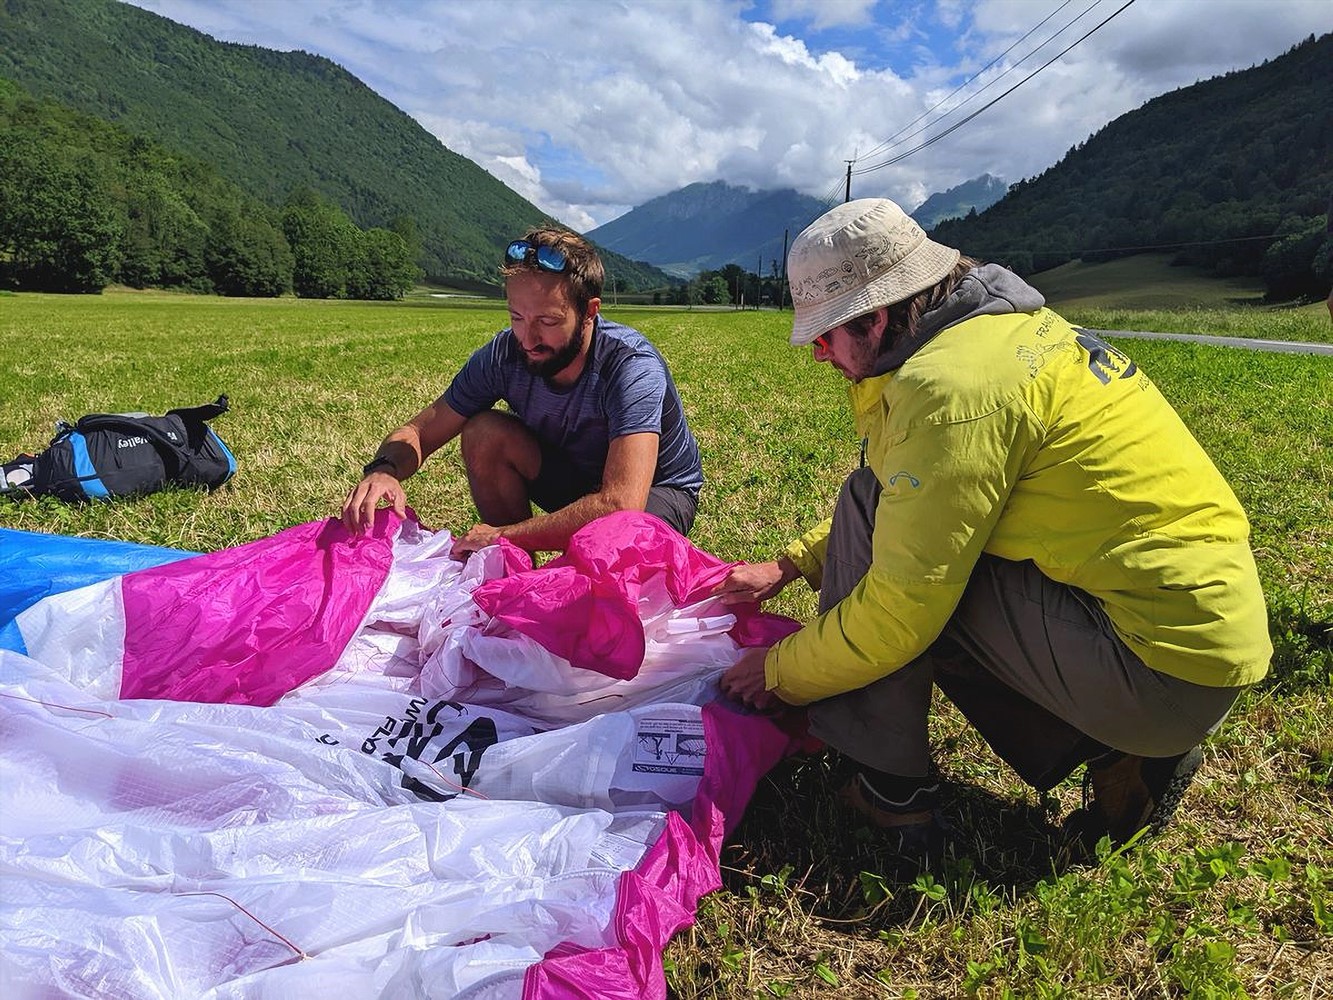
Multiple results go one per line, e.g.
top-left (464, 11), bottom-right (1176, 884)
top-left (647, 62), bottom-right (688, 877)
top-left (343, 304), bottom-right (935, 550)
top-left (0, 0), bottom-right (670, 290)
top-left (932, 33), bottom-right (1332, 298)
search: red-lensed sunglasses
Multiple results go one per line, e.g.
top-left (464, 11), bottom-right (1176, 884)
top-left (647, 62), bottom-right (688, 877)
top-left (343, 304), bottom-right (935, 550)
top-left (813, 328), bottom-right (836, 351)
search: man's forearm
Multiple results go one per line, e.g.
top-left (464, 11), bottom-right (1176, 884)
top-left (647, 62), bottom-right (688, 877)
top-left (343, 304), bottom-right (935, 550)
top-left (371, 435), bottom-right (424, 479)
top-left (774, 554), bottom-right (801, 586)
top-left (497, 490), bottom-right (629, 552)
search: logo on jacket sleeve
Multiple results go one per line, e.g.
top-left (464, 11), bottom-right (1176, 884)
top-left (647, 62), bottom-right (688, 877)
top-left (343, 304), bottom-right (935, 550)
top-left (1075, 330), bottom-right (1138, 384)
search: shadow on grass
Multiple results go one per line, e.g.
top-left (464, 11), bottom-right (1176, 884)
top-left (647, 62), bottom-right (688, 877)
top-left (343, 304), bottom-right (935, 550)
top-left (721, 749), bottom-right (1082, 929)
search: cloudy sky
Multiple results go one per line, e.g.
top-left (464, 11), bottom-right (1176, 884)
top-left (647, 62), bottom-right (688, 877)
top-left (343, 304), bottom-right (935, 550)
top-left (125, 0), bottom-right (1328, 231)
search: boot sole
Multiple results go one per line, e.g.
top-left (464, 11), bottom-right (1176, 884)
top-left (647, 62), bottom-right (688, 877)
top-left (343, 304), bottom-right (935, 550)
top-left (1144, 744), bottom-right (1204, 836)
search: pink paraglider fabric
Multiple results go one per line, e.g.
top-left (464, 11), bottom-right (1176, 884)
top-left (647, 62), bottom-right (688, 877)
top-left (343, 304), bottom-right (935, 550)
top-left (474, 511), bottom-right (800, 679)
top-left (119, 514), bottom-right (399, 704)
top-left (524, 703), bottom-right (795, 999)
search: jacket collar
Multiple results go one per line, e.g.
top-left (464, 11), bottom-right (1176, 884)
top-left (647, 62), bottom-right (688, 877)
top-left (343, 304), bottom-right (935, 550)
top-left (871, 264), bottom-right (1045, 377)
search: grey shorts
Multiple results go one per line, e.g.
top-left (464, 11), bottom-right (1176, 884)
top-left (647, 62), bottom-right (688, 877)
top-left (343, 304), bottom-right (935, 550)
top-left (530, 442), bottom-right (698, 536)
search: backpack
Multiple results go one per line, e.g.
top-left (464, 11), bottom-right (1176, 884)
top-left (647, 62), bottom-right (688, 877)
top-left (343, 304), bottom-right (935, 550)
top-left (2, 396), bottom-right (237, 502)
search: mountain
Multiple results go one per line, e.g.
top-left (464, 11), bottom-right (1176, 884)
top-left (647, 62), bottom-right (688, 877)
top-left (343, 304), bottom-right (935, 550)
top-left (586, 173), bottom-right (1006, 280)
top-left (588, 181), bottom-right (828, 278)
top-left (931, 33), bottom-right (1333, 297)
top-left (0, 0), bottom-right (672, 291)
top-left (912, 174), bottom-right (1008, 231)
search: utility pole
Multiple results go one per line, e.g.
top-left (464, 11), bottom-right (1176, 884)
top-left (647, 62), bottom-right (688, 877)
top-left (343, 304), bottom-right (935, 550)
top-left (780, 229), bottom-right (789, 311)
top-left (844, 160), bottom-right (853, 202)
top-left (757, 254), bottom-right (762, 310)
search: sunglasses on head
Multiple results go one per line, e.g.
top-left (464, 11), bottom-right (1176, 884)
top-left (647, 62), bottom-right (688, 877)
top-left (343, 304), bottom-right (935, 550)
top-left (505, 240), bottom-right (569, 274)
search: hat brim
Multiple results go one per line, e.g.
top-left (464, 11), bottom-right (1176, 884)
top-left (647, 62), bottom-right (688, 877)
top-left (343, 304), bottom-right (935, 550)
top-left (789, 239), bottom-right (961, 346)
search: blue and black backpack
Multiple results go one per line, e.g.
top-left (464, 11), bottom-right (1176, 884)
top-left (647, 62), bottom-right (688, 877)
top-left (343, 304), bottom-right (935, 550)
top-left (1, 396), bottom-right (237, 502)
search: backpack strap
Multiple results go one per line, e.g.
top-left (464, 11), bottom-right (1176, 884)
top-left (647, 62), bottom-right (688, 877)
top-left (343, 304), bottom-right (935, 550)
top-left (167, 394), bottom-right (229, 423)
top-left (28, 425), bottom-right (114, 501)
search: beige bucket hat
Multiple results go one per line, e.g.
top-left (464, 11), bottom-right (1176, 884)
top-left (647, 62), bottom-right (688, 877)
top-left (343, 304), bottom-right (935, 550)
top-left (787, 198), bottom-right (961, 346)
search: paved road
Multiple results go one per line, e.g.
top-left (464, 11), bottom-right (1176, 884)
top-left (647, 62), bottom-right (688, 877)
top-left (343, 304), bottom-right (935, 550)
top-left (1083, 328), bottom-right (1333, 356)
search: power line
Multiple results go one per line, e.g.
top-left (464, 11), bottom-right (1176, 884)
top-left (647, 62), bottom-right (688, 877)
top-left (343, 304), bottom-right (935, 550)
top-left (855, 0), bottom-right (1086, 165)
top-left (831, 1), bottom-right (1092, 206)
top-left (857, 0), bottom-right (1105, 165)
top-left (984, 232), bottom-right (1284, 257)
top-left (853, 0), bottom-right (1139, 178)
top-left (816, 173), bottom-right (847, 209)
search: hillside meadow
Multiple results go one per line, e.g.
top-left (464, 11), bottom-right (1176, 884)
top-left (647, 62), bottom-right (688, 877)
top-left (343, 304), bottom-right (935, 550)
top-left (1035, 253), bottom-right (1333, 346)
top-left (1, 290), bottom-right (1330, 997)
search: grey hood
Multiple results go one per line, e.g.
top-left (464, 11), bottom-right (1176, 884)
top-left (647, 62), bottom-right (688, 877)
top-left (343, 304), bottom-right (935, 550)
top-left (873, 264), bottom-right (1045, 376)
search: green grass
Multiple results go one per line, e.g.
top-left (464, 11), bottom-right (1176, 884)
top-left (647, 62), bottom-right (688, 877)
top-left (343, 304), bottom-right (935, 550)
top-left (2, 290), bottom-right (1330, 997)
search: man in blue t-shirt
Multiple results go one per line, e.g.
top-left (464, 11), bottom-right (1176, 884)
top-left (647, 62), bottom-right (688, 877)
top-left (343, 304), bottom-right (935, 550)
top-left (342, 226), bottom-right (703, 557)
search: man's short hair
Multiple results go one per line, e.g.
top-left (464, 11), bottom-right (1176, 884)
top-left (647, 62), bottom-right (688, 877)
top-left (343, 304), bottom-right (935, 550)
top-left (502, 226), bottom-right (605, 315)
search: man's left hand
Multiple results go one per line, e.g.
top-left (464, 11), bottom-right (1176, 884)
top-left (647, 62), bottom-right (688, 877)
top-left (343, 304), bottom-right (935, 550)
top-left (451, 523), bottom-right (505, 560)
top-left (711, 557), bottom-right (798, 605)
top-left (720, 646), bottom-right (781, 712)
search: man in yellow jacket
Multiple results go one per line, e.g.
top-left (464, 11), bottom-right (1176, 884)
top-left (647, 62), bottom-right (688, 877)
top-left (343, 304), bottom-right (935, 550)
top-left (716, 198), bottom-right (1271, 857)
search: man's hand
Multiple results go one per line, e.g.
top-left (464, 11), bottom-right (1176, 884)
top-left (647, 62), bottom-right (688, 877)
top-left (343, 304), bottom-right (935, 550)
top-left (711, 556), bottom-right (800, 606)
top-left (450, 522), bottom-right (505, 560)
top-left (720, 646), bottom-right (781, 712)
top-left (342, 472), bottom-right (407, 534)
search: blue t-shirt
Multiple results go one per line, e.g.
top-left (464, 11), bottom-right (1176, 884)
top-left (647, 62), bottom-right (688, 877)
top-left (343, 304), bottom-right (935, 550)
top-left (442, 318), bottom-right (704, 494)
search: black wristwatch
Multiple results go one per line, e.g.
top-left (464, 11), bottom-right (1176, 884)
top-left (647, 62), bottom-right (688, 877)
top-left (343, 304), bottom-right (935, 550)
top-left (361, 456), bottom-right (398, 478)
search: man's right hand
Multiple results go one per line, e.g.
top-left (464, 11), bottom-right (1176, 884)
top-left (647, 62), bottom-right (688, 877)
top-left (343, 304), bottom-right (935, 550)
top-left (341, 472), bottom-right (407, 534)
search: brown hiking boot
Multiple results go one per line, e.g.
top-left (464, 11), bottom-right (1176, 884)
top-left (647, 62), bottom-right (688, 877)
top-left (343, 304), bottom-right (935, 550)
top-left (1065, 745), bottom-right (1204, 850)
top-left (839, 772), bottom-right (945, 863)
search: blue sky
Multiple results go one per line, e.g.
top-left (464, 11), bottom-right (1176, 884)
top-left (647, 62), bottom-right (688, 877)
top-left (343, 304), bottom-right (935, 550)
top-left (749, 0), bottom-right (973, 72)
top-left (126, 0), bottom-right (1330, 230)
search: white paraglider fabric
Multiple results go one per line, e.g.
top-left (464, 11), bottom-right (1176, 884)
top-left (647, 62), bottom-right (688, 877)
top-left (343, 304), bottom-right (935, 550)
top-left (0, 512), bottom-right (799, 999)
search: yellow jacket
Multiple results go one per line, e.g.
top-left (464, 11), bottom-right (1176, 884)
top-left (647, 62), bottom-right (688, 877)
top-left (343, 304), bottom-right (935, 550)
top-left (768, 301), bottom-right (1272, 705)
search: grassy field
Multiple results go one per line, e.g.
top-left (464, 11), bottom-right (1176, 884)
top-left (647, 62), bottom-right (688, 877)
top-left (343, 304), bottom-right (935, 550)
top-left (1, 290), bottom-right (1330, 997)
top-left (1026, 253), bottom-right (1333, 348)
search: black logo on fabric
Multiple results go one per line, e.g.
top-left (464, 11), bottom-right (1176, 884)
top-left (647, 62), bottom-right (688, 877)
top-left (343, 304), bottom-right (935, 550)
top-left (321, 698), bottom-right (500, 803)
top-left (1075, 331), bottom-right (1138, 385)
top-left (635, 730), bottom-right (705, 776)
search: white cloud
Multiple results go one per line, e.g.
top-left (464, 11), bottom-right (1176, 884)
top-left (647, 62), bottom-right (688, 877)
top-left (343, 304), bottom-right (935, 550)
top-left (770, 0), bottom-right (879, 31)
top-left (127, 0), bottom-right (1329, 228)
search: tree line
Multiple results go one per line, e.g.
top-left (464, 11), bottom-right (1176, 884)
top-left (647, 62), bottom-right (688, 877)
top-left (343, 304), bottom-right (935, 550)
top-left (649, 262), bottom-right (787, 308)
top-left (0, 82), bottom-right (419, 298)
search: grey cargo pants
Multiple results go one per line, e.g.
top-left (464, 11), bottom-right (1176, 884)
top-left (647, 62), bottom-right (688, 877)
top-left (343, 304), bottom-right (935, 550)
top-left (805, 468), bottom-right (1243, 791)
